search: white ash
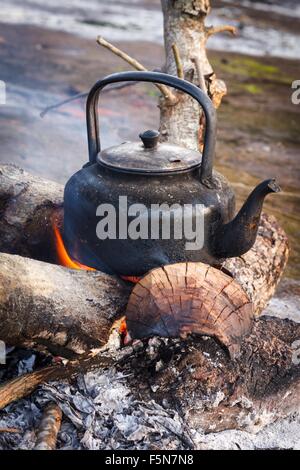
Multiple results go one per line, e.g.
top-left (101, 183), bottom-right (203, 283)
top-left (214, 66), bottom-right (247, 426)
top-left (0, 400), bottom-right (41, 449)
top-left (17, 354), bottom-right (36, 376)
top-left (194, 414), bottom-right (300, 450)
top-left (1, 329), bottom-right (300, 450)
top-left (0, 365), bottom-right (193, 450)
top-left (0, 360), bottom-right (299, 450)
top-left (42, 367), bottom-right (195, 450)
top-left (263, 278), bottom-right (300, 323)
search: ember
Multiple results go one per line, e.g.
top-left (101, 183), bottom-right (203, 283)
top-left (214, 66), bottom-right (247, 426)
top-left (120, 275), bottom-right (141, 284)
top-left (110, 315), bottom-right (128, 340)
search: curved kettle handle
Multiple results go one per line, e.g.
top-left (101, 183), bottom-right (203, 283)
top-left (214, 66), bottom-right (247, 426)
top-left (86, 71), bottom-right (217, 185)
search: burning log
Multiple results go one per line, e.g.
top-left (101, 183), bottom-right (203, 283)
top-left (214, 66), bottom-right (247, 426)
top-left (0, 164), bottom-right (288, 315)
top-left (0, 163), bottom-right (289, 357)
top-left (0, 252), bottom-right (130, 355)
top-left (121, 316), bottom-right (300, 435)
top-left (0, 164), bottom-right (63, 264)
top-left (33, 403), bottom-right (62, 450)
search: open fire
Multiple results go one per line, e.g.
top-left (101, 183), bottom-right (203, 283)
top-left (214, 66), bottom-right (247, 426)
top-left (53, 222), bottom-right (133, 339)
top-left (53, 223), bottom-right (96, 271)
top-left (53, 222), bottom-right (141, 284)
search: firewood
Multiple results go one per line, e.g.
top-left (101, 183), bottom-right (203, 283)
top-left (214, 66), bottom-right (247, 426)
top-left (0, 353), bottom-right (115, 410)
top-left (0, 164), bottom-right (288, 318)
top-left (0, 164), bottom-right (63, 264)
top-left (0, 164), bottom-right (289, 355)
top-left (126, 262), bottom-right (254, 357)
top-left (0, 365), bottom-right (61, 410)
top-left (33, 403), bottom-right (62, 450)
top-left (0, 252), bottom-right (130, 355)
top-left (121, 316), bottom-right (300, 434)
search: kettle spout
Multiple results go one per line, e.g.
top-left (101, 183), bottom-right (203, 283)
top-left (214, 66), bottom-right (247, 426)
top-left (212, 179), bottom-right (281, 259)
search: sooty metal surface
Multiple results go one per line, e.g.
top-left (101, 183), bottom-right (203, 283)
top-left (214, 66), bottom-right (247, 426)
top-left (97, 139), bottom-right (202, 175)
top-left (63, 71), bottom-right (280, 276)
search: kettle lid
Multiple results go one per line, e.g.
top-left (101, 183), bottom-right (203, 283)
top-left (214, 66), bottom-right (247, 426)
top-left (97, 130), bottom-right (202, 175)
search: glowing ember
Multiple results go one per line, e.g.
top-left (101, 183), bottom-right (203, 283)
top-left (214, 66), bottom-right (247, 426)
top-left (119, 317), bottom-right (128, 335)
top-left (110, 315), bottom-right (129, 340)
top-left (121, 275), bottom-right (141, 284)
top-left (53, 224), bottom-right (96, 271)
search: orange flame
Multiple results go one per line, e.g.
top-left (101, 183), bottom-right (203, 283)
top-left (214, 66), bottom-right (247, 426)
top-left (110, 315), bottom-right (127, 335)
top-left (110, 315), bottom-right (131, 344)
top-left (119, 317), bottom-right (128, 335)
top-left (53, 223), bottom-right (133, 343)
top-left (53, 224), bottom-right (141, 284)
top-left (53, 224), bottom-right (96, 271)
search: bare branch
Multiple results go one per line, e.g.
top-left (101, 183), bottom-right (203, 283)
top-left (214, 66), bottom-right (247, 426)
top-left (206, 25), bottom-right (237, 38)
top-left (171, 43), bottom-right (184, 79)
top-left (191, 57), bottom-right (207, 94)
top-left (40, 92), bottom-right (87, 118)
top-left (97, 36), bottom-right (177, 104)
top-left (40, 82), bottom-right (137, 118)
top-left (0, 354), bottom-right (115, 410)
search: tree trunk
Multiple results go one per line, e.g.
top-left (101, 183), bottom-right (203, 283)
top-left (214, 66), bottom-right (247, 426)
top-left (160, 0), bottom-right (226, 150)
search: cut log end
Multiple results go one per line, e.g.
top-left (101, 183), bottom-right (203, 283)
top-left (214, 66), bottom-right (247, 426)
top-left (126, 262), bottom-right (254, 358)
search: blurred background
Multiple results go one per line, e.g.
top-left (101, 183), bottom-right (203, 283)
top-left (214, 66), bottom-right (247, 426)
top-left (0, 0), bottom-right (299, 290)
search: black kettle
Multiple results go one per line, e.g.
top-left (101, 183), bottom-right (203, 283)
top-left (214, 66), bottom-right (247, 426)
top-left (63, 71), bottom-right (280, 276)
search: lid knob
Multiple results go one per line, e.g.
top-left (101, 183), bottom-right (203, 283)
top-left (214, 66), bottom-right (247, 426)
top-left (139, 130), bottom-right (160, 149)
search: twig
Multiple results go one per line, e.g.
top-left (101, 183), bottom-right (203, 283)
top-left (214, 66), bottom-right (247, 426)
top-left (0, 353), bottom-right (115, 410)
top-left (171, 43), bottom-right (184, 79)
top-left (206, 25), bottom-right (237, 38)
top-left (0, 365), bottom-right (60, 410)
top-left (0, 427), bottom-right (21, 433)
top-left (34, 403), bottom-right (62, 450)
top-left (191, 57), bottom-right (207, 94)
top-left (40, 82), bottom-right (137, 118)
top-left (96, 36), bottom-right (177, 104)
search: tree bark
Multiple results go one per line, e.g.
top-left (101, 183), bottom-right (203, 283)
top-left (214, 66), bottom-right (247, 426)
top-left (121, 316), bottom-right (300, 434)
top-left (0, 252), bottom-right (130, 355)
top-left (160, 0), bottom-right (226, 150)
top-left (0, 164), bottom-right (62, 264)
